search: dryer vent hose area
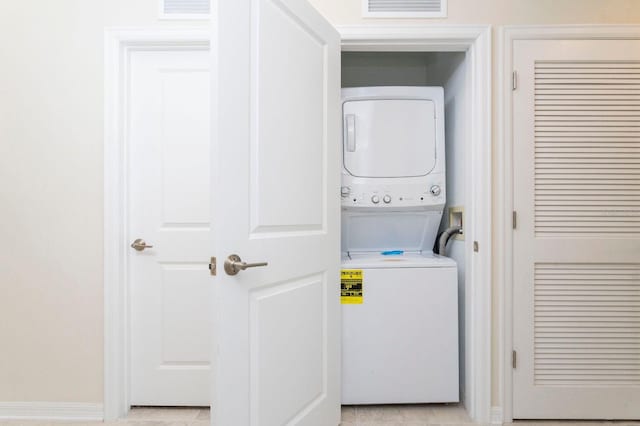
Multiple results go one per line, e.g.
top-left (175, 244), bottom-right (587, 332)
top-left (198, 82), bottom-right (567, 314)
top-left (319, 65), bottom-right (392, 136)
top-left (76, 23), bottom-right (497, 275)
top-left (436, 226), bottom-right (463, 257)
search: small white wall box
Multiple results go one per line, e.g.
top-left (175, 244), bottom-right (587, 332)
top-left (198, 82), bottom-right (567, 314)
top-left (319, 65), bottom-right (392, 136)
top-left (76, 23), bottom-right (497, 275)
top-left (449, 206), bottom-right (464, 241)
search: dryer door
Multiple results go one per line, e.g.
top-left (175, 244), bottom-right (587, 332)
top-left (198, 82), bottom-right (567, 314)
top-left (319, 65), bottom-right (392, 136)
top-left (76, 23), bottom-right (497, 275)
top-left (343, 99), bottom-right (436, 178)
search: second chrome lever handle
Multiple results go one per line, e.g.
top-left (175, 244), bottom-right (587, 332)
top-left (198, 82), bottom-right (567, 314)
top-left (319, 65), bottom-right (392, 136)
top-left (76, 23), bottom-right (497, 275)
top-left (224, 254), bottom-right (268, 276)
top-left (131, 238), bottom-right (154, 251)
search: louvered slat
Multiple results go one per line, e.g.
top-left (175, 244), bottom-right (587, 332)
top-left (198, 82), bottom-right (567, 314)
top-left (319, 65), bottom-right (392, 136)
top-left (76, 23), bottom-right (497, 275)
top-left (534, 61), bottom-right (640, 236)
top-left (534, 263), bottom-right (640, 386)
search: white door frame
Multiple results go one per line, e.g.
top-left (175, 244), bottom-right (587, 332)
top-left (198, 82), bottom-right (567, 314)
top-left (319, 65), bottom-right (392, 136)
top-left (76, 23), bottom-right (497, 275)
top-left (104, 24), bottom-right (493, 423)
top-left (103, 28), bottom-right (209, 421)
top-left (338, 25), bottom-right (493, 423)
top-left (496, 24), bottom-right (640, 424)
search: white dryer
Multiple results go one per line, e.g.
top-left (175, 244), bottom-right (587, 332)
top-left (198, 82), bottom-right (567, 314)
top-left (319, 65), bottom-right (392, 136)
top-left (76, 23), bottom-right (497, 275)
top-left (341, 87), bottom-right (459, 404)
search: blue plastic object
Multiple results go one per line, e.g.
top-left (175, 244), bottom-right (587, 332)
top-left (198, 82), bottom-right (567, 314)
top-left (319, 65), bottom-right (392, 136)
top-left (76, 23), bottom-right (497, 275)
top-left (381, 250), bottom-right (404, 256)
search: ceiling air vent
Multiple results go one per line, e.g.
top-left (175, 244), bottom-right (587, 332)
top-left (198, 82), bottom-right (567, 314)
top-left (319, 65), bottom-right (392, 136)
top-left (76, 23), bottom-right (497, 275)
top-left (161, 0), bottom-right (210, 18)
top-left (363, 0), bottom-right (447, 18)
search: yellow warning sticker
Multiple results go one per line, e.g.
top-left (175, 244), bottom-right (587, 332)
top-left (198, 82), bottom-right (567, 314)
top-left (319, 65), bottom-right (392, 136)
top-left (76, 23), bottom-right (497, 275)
top-left (341, 269), bottom-right (363, 304)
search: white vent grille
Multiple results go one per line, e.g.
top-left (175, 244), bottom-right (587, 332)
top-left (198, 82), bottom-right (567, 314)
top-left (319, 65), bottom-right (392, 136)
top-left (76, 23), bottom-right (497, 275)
top-left (363, 0), bottom-right (446, 17)
top-left (534, 263), bottom-right (640, 386)
top-left (534, 61), bottom-right (640, 236)
top-left (162, 0), bottom-right (210, 16)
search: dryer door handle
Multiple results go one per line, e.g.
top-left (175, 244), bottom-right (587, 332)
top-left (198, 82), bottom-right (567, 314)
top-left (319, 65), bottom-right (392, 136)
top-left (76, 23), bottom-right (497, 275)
top-left (345, 114), bottom-right (356, 152)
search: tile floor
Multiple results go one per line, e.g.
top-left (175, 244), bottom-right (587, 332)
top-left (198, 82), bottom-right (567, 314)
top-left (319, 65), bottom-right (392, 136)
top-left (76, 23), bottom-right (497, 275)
top-left (1, 405), bottom-right (639, 426)
top-left (340, 403), bottom-right (472, 425)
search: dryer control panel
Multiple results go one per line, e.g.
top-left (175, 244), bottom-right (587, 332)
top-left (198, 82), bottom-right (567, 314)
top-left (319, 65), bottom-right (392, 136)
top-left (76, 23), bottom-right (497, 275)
top-left (341, 178), bottom-right (445, 209)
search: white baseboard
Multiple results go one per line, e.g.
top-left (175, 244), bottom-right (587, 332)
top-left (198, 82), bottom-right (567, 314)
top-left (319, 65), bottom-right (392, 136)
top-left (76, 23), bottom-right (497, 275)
top-left (490, 406), bottom-right (504, 425)
top-left (0, 402), bottom-right (103, 421)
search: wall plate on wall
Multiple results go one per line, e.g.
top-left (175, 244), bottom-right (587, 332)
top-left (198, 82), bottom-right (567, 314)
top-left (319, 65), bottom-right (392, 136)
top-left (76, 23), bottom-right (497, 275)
top-left (362, 0), bottom-right (447, 18)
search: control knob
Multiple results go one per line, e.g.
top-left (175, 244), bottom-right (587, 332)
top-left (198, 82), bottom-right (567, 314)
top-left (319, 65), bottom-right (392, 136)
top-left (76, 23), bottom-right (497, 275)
top-left (430, 185), bottom-right (442, 196)
top-left (383, 195), bottom-right (391, 204)
top-left (341, 186), bottom-right (351, 197)
top-left (371, 195), bottom-right (380, 204)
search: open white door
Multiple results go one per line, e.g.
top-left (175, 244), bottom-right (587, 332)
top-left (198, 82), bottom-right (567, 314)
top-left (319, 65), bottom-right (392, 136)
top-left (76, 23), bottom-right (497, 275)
top-left (211, 0), bottom-right (341, 425)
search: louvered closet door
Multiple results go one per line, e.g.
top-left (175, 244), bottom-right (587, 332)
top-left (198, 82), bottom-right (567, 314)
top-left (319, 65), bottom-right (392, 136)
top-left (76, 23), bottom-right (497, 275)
top-left (513, 39), bottom-right (640, 419)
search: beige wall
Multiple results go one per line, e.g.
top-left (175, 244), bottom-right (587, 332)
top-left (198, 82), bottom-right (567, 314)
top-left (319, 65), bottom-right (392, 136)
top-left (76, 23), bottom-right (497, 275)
top-left (1, 0), bottom-right (639, 408)
top-left (309, 0), bottom-right (640, 25)
top-left (0, 0), bottom-right (206, 403)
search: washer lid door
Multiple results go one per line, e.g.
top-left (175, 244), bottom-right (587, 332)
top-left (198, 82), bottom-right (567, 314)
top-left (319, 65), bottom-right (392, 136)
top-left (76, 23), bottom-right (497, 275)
top-left (343, 99), bottom-right (436, 178)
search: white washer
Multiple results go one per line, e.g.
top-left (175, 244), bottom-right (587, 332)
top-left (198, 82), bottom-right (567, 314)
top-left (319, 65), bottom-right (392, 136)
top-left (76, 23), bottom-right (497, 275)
top-left (341, 252), bottom-right (459, 404)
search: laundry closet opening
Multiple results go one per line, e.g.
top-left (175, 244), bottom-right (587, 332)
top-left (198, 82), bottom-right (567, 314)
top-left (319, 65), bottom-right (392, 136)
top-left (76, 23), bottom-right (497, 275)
top-left (339, 50), bottom-right (471, 410)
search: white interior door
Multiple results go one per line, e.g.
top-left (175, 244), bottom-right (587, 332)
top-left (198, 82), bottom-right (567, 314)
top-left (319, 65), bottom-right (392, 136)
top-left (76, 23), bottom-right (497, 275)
top-left (211, 0), bottom-right (341, 424)
top-left (512, 39), bottom-right (640, 419)
top-left (129, 48), bottom-right (211, 406)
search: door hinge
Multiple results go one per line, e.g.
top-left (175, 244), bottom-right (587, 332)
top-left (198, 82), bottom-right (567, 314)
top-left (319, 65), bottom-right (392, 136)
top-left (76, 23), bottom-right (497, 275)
top-left (209, 256), bottom-right (217, 276)
top-left (473, 241), bottom-right (479, 252)
top-left (513, 211), bottom-right (517, 229)
top-left (512, 70), bottom-right (518, 91)
top-left (512, 350), bottom-right (517, 369)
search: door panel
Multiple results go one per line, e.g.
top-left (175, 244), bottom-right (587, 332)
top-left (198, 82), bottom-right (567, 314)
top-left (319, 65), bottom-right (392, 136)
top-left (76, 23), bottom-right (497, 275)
top-left (129, 48), bottom-right (211, 406)
top-left (212, 0), bottom-right (341, 424)
top-left (251, 274), bottom-right (326, 425)
top-left (513, 39), bottom-right (640, 419)
top-left (252, 0), bottom-right (327, 231)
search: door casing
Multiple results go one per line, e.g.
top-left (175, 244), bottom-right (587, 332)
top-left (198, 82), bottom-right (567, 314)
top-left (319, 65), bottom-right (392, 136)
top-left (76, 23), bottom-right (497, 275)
top-left (337, 25), bottom-right (493, 423)
top-left (497, 25), bottom-right (640, 424)
top-left (104, 24), bottom-right (492, 423)
top-left (103, 28), bottom-right (210, 421)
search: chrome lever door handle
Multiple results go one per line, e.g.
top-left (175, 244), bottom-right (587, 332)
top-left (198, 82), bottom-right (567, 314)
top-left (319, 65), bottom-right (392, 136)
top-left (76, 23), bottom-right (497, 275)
top-left (224, 254), bottom-right (268, 276)
top-left (131, 238), bottom-right (154, 251)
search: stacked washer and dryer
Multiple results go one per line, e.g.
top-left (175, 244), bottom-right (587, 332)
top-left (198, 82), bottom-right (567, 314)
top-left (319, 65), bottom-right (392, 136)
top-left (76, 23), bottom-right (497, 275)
top-left (340, 87), bottom-right (459, 404)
